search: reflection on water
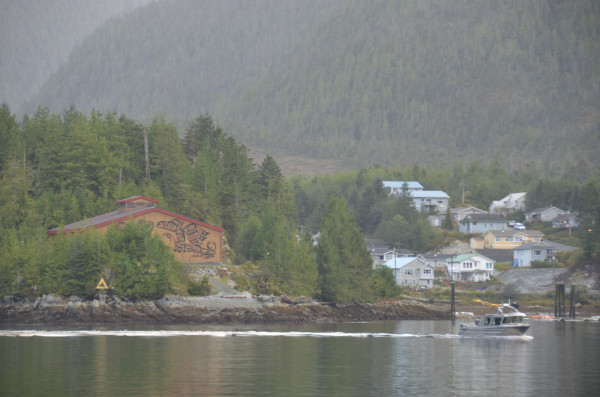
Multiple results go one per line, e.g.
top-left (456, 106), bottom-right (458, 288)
top-left (1, 321), bottom-right (598, 397)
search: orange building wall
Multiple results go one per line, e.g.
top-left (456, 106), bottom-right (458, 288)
top-left (100, 212), bottom-right (223, 263)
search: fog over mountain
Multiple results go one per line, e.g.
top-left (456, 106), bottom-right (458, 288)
top-left (13, 0), bottom-right (600, 173)
top-left (0, 0), bottom-right (153, 110)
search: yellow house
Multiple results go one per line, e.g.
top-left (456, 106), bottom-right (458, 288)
top-left (482, 230), bottom-right (544, 250)
top-left (47, 196), bottom-right (225, 263)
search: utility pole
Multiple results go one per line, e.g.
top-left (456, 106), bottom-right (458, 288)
top-left (144, 127), bottom-right (150, 181)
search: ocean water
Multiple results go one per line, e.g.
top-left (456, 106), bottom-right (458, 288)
top-left (1, 320), bottom-right (598, 396)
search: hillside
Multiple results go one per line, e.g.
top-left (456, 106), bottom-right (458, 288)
top-left (0, 0), bottom-right (153, 111)
top-left (20, 0), bottom-right (600, 174)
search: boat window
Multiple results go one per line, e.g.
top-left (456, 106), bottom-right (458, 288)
top-left (494, 318), bottom-right (501, 325)
top-left (517, 317), bottom-right (523, 323)
top-left (503, 317), bottom-right (509, 323)
top-left (483, 317), bottom-right (491, 325)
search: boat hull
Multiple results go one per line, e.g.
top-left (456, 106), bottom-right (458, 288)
top-left (459, 324), bottom-right (530, 336)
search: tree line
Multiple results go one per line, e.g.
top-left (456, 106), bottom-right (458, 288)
top-left (1, 105), bottom-right (599, 302)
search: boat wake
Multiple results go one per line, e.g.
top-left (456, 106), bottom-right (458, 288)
top-left (0, 330), bottom-right (532, 340)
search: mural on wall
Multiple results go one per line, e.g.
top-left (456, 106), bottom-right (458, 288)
top-left (117, 218), bottom-right (217, 260)
top-left (156, 219), bottom-right (217, 260)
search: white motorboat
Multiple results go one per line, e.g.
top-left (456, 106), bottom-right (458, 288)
top-left (459, 303), bottom-right (530, 336)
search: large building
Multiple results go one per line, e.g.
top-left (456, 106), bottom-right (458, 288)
top-left (47, 196), bottom-right (225, 263)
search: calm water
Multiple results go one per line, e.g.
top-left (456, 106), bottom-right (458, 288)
top-left (1, 320), bottom-right (599, 396)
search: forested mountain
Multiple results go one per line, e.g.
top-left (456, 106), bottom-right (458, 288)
top-left (0, 0), bottom-right (152, 111)
top-left (20, 0), bottom-right (600, 174)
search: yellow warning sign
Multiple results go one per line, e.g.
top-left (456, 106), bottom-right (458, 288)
top-left (96, 278), bottom-right (109, 290)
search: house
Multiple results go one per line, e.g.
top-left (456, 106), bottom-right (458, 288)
top-left (446, 253), bottom-right (495, 282)
top-left (451, 207), bottom-right (487, 222)
top-left (489, 192), bottom-right (527, 215)
top-left (525, 206), bottom-right (566, 223)
top-left (481, 229), bottom-right (544, 250)
top-left (382, 181), bottom-right (424, 195)
top-left (382, 257), bottom-right (434, 288)
top-left (513, 239), bottom-right (577, 267)
top-left (459, 213), bottom-right (508, 234)
top-left (410, 190), bottom-right (450, 213)
top-left (366, 238), bottom-right (414, 267)
top-left (552, 213), bottom-right (580, 229)
top-left (48, 196), bottom-right (225, 263)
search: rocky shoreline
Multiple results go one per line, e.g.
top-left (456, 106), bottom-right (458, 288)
top-left (0, 294), bottom-right (451, 325)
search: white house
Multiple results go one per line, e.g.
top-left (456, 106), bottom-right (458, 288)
top-left (513, 239), bottom-right (577, 267)
top-left (382, 181), bottom-right (424, 195)
top-left (410, 190), bottom-right (450, 213)
top-left (382, 257), bottom-right (434, 288)
top-left (513, 241), bottom-right (557, 267)
top-left (525, 206), bottom-right (566, 223)
top-left (489, 192), bottom-right (527, 215)
top-left (446, 253), bottom-right (495, 282)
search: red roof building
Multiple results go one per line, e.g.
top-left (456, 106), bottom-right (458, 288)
top-left (48, 196), bottom-right (225, 263)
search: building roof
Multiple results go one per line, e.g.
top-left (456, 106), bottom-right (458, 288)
top-left (382, 181), bottom-right (424, 189)
top-left (419, 253), bottom-right (453, 261)
top-left (382, 257), bottom-right (418, 269)
top-left (514, 239), bottom-right (577, 252)
top-left (485, 229), bottom-right (545, 237)
top-left (116, 196), bottom-right (159, 204)
top-left (474, 249), bottom-right (514, 263)
top-left (513, 241), bottom-right (556, 251)
top-left (461, 213), bottom-right (506, 222)
top-left (410, 190), bottom-right (449, 199)
top-left (552, 213), bottom-right (576, 222)
top-left (451, 207), bottom-right (486, 214)
top-left (48, 198), bottom-right (225, 235)
top-left (447, 253), bottom-right (495, 263)
top-left (529, 206), bottom-right (565, 215)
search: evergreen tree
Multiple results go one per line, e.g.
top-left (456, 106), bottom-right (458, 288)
top-left (316, 195), bottom-right (374, 303)
top-left (442, 206), bottom-right (454, 230)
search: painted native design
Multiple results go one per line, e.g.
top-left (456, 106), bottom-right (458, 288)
top-left (156, 219), bottom-right (217, 259)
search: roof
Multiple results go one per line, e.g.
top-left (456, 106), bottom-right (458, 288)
top-left (419, 253), bottom-right (453, 261)
top-left (485, 229), bottom-right (545, 237)
top-left (382, 181), bottom-right (424, 189)
top-left (451, 207), bottom-right (486, 214)
top-left (410, 190), bottom-right (449, 199)
top-left (499, 192), bottom-right (527, 202)
top-left (461, 213), bottom-right (506, 222)
top-left (447, 253), bottom-right (495, 263)
top-left (513, 241), bottom-right (556, 251)
top-left (116, 196), bottom-right (159, 204)
top-left (382, 257), bottom-right (423, 269)
top-left (514, 239), bottom-right (577, 252)
top-left (529, 206), bottom-right (565, 215)
top-left (552, 213), bottom-right (576, 222)
top-left (474, 249), bottom-right (514, 263)
top-left (48, 204), bottom-right (225, 235)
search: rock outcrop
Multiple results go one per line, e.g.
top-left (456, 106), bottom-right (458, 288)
top-left (0, 294), bottom-right (450, 325)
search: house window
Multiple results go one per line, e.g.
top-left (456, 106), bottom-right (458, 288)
top-left (534, 250), bottom-right (542, 256)
top-left (486, 263), bottom-right (493, 269)
top-left (412, 280), bottom-right (416, 284)
top-left (515, 237), bottom-right (523, 242)
top-left (404, 269), bottom-right (413, 275)
top-left (505, 237), bottom-right (513, 242)
top-left (423, 269), bottom-right (431, 274)
top-left (495, 237), bottom-right (501, 242)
